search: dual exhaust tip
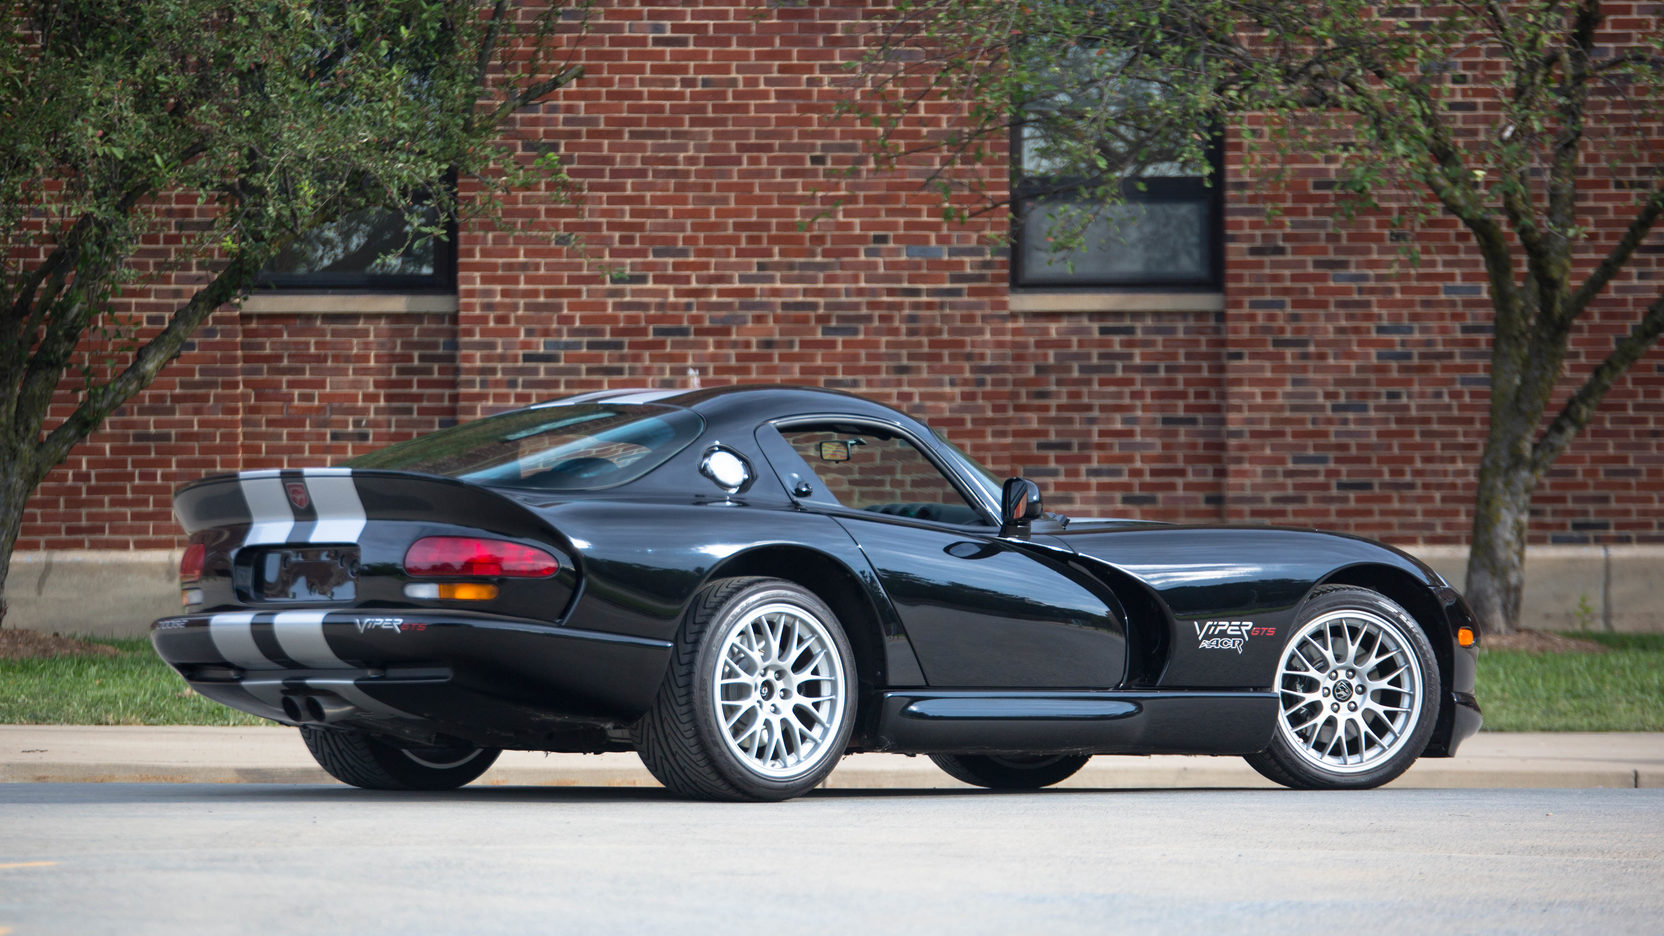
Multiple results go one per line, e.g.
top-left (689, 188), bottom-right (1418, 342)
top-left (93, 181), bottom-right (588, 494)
top-left (281, 693), bottom-right (354, 724)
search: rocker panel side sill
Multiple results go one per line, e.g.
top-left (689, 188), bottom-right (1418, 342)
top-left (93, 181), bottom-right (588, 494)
top-left (869, 689), bottom-right (1278, 756)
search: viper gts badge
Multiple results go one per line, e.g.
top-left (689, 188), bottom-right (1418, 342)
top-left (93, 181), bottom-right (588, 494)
top-left (1195, 620), bottom-right (1275, 653)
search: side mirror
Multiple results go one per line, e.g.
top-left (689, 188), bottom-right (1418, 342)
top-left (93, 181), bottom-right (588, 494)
top-left (1000, 477), bottom-right (1043, 529)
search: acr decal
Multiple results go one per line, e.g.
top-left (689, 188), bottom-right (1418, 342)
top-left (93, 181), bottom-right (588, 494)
top-left (1195, 620), bottom-right (1277, 654)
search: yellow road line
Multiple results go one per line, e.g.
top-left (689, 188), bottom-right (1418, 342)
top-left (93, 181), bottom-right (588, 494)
top-left (0, 861), bottom-right (56, 870)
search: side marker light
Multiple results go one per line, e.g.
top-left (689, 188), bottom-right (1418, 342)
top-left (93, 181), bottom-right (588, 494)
top-left (1457, 626), bottom-right (1476, 648)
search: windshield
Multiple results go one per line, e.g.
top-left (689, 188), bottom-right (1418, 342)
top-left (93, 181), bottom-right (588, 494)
top-left (930, 427), bottom-right (1004, 506)
top-left (344, 404), bottom-right (704, 490)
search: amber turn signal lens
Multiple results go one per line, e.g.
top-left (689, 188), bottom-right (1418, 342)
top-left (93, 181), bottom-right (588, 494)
top-left (1457, 626), bottom-right (1476, 648)
top-left (437, 583), bottom-right (499, 601)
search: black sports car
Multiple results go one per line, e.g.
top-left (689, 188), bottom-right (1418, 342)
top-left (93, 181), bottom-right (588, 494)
top-left (152, 384), bottom-right (1481, 800)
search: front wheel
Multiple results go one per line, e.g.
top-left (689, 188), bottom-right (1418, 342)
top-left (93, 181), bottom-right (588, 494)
top-left (634, 577), bottom-right (858, 801)
top-left (930, 753), bottom-right (1091, 790)
top-left (1245, 585), bottom-right (1440, 790)
top-left (301, 727), bottom-right (499, 791)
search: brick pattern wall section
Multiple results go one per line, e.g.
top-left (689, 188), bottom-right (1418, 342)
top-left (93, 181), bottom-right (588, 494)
top-left (235, 313), bottom-right (459, 470)
top-left (1221, 6), bottom-right (1664, 545)
top-left (13, 0), bottom-right (1663, 552)
top-left (17, 303), bottom-right (246, 552)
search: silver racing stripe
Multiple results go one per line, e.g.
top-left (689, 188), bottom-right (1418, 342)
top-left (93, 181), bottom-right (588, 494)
top-left (271, 610), bottom-right (346, 669)
top-left (239, 474), bottom-right (295, 545)
top-left (208, 612), bottom-right (275, 670)
top-left (302, 468), bottom-right (366, 543)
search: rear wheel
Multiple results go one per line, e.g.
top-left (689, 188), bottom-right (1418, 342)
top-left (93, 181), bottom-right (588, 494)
top-left (301, 727), bottom-right (499, 791)
top-left (634, 577), bottom-right (857, 801)
top-left (1245, 586), bottom-right (1439, 790)
top-left (930, 753), bottom-right (1091, 790)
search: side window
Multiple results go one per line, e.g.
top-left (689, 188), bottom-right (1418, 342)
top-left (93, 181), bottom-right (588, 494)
top-left (779, 426), bottom-right (986, 526)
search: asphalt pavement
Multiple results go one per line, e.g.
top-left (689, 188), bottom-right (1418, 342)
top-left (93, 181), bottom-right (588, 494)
top-left (3, 784), bottom-right (1662, 934)
top-left (2, 725), bottom-right (1661, 788)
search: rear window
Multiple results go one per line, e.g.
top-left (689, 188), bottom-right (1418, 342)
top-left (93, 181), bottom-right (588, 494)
top-left (344, 404), bottom-right (704, 490)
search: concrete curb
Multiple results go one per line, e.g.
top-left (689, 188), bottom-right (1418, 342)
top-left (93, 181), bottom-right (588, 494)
top-left (4, 726), bottom-right (1661, 790)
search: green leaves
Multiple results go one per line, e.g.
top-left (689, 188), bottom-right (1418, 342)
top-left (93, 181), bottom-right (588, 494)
top-left (0, 1), bottom-right (590, 567)
top-left (837, 0), bottom-right (1661, 268)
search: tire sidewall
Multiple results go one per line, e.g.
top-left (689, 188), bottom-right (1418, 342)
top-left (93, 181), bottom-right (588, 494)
top-left (1263, 587), bottom-right (1442, 789)
top-left (689, 582), bottom-right (857, 800)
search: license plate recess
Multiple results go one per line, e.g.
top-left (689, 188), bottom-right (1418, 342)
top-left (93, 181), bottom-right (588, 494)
top-left (255, 547), bottom-right (360, 602)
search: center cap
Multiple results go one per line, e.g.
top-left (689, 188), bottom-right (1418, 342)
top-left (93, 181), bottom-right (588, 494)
top-left (759, 682), bottom-right (774, 700)
top-left (1333, 680), bottom-right (1354, 703)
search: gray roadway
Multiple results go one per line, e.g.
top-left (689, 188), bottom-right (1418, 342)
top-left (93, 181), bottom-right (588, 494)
top-left (2, 783), bottom-right (1661, 935)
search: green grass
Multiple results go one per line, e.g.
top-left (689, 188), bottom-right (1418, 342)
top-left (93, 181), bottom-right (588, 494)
top-left (0, 637), bottom-right (266, 726)
top-left (3, 632), bottom-right (1661, 731)
top-left (1475, 632), bottom-right (1664, 732)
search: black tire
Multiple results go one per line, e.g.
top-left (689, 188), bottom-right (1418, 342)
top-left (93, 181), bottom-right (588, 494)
top-left (1245, 585), bottom-right (1441, 790)
top-left (301, 727), bottom-right (499, 791)
top-left (930, 753), bottom-right (1091, 790)
top-left (633, 577), bottom-right (858, 801)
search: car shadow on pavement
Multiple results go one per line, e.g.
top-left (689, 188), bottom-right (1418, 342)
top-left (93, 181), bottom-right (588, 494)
top-left (0, 781), bottom-right (1278, 806)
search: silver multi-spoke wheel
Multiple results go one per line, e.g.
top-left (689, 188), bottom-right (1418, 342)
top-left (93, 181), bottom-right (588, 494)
top-left (634, 578), bottom-right (858, 801)
top-left (1248, 586), bottom-right (1440, 789)
top-left (1276, 608), bottom-right (1424, 773)
top-left (714, 602), bottom-right (848, 780)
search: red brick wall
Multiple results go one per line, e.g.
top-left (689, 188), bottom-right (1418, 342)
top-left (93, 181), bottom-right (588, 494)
top-left (237, 313), bottom-right (459, 469)
top-left (15, 0), bottom-right (1663, 551)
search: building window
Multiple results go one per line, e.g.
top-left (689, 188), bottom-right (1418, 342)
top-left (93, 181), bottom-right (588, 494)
top-left (1010, 62), bottom-right (1223, 291)
top-left (259, 204), bottom-right (456, 291)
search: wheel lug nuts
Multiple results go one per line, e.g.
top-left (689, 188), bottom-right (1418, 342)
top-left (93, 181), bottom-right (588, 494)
top-left (1348, 702), bottom-right (1358, 712)
top-left (1331, 702), bottom-right (1340, 712)
top-left (1347, 670), bottom-right (1355, 678)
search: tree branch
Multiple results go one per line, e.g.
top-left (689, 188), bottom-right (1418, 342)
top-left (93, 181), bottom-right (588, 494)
top-left (31, 250), bottom-right (266, 480)
top-left (1567, 183), bottom-right (1664, 319)
top-left (490, 64), bottom-right (585, 124)
top-left (1531, 289), bottom-right (1664, 475)
top-left (474, 0), bottom-right (510, 92)
top-left (1546, 0), bottom-right (1601, 238)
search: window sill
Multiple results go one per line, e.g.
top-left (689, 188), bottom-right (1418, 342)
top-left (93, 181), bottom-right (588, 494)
top-left (1008, 291), bottom-right (1224, 314)
top-left (238, 292), bottom-right (459, 315)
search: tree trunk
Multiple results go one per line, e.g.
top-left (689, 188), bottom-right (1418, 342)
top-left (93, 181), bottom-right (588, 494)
top-left (1464, 456), bottom-right (1538, 636)
top-left (0, 444), bottom-right (34, 629)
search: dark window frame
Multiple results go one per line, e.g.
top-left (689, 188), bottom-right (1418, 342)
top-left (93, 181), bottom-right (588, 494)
top-left (256, 181), bottom-right (460, 292)
top-left (1009, 125), bottom-right (1225, 292)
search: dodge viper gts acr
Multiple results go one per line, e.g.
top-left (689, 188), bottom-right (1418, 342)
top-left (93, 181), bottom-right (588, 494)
top-left (152, 384), bottom-right (1481, 800)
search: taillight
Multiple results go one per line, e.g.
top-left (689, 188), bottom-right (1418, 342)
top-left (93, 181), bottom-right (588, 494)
top-left (403, 537), bottom-right (559, 578)
top-left (180, 543), bottom-right (206, 582)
